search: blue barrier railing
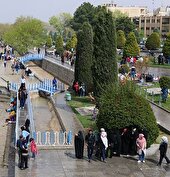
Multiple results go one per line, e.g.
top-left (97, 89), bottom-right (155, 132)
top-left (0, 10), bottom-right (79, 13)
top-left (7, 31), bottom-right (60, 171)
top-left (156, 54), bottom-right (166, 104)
top-left (9, 79), bottom-right (65, 95)
top-left (32, 130), bottom-right (72, 146)
top-left (19, 54), bottom-right (44, 63)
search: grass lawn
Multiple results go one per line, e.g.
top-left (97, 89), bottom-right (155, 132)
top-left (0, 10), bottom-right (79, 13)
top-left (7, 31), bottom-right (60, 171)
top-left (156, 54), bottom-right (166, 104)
top-left (149, 63), bottom-right (170, 69)
top-left (135, 85), bottom-right (170, 111)
top-left (67, 95), bottom-right (97, 129)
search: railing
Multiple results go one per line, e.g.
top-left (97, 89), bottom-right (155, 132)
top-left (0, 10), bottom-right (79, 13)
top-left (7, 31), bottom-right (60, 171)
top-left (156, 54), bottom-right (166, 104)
top-left (15, 91), bottom-right (20, 145)
top-left (27, 92), bottom-right (35, 137)
top-left (19, 54), bottom-right (44, 63)
top-left (32, 131), bottom-right (73, 146)
top-left (9, 79), bottom-right (65, 95)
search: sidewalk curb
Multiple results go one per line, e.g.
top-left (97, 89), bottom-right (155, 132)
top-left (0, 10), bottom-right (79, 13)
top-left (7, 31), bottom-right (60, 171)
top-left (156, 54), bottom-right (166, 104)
top-left (49, 96), bottom-right (66, 132)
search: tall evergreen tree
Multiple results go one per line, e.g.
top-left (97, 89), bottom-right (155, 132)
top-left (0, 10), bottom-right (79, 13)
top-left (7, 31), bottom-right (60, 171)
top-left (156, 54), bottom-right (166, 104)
top-left (72, 2), bottom-right (95, 31)
top-left (117, 30), bottom-right (126, 49)
top-left (123, 32), bottom-right (140, 57)
top-left (75, 22), bottom-right (93, 92)
top-left (92, 8), bottom-right (117, 98)
top-left (145, 32), bottom-right (160, 50)
top-left (55, 35), bottom-right (64, 56)
top-left (46, 35), bottom-right (52, 48)
top-left (163, 33), bottom-right (170, 59)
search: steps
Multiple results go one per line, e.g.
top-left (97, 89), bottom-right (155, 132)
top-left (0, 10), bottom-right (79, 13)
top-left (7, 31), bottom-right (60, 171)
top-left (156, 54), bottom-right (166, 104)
top-left (0, 87), bottom-right (10, 102)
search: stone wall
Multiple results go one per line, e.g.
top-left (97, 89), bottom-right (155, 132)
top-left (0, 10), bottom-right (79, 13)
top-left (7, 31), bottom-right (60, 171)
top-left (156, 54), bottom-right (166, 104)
top-left (34, 59), bottom-right (74, 86)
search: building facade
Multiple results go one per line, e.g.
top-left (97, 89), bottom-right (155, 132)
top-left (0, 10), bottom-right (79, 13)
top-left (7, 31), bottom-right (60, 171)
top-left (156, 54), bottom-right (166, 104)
top-left (103, 3), bottom-right (170, 37)
top-left (133, 16), bottom-right (170, 37)
top-left (102, 3), bottom-right (148, 17)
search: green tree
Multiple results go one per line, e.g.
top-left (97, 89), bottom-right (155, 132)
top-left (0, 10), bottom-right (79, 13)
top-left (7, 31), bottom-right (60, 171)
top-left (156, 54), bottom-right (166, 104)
top-left (163, 33), bottom-right (170, 58)
top-left (92, 7), bottom-right (117, 98)
top-left (72, 2), bottom-right (95, 31)
top-left (46, 35), bottom-right (52, 48)
top-left (66, 34), bottom-right (77, 51)
top-left (75, 22), bottom-right (93, 92)
top-left (117, 30), bottom-right (126, 49)
top-left (115, 16), bottom-right (135, 36)
top-left (112, 10), bottom-right (128, 18)
top-left (123, 32), bottom-right (140, 57)
top-left (97, 82), bottom-right (159, 147)
top-left (3, 16), bottom-right (45, 55)
top-left (0, 23), bottom-right (11, 40)
top-left (145, 32), bottom-right (160, 50)
top-left (49, 13), bottom-right (74, 41)
top-left (55, 35), bottom-right (64, 55)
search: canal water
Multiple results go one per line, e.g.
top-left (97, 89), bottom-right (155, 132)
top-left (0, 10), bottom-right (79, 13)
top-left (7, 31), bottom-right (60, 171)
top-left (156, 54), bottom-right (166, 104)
top-left (31, 93), bottom-right (61, 132)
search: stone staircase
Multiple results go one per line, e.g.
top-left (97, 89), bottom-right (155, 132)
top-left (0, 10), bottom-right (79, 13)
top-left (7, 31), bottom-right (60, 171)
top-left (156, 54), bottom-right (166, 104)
top-left (0, 87), bottom-right (10, 102)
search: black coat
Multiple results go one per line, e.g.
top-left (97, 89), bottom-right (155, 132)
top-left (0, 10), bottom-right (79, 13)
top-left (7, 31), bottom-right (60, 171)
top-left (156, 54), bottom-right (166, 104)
top-left (74, 131), bottom-right (84, 159)
top-left (159, 142), bottom-right (168, 156)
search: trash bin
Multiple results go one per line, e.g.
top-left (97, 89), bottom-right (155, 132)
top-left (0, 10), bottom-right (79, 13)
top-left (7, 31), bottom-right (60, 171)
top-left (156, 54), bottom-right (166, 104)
top-left (66, 93), bottom-right (71, 101)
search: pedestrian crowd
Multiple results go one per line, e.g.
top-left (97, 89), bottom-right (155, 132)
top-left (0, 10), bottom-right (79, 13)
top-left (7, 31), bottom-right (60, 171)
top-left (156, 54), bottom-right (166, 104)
top-left (16, 121), bottom-right (38, 170)
top-left (74, 128), bottom-right (170, 166)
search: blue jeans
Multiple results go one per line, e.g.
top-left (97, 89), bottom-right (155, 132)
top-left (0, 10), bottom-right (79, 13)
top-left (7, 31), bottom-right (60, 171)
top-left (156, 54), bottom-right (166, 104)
top-left (139, 150), bottom-right (145, 161)
top-left (87, 146), bottom-right (94, 160)
top-left (101, 147), bottom-right (106, 161)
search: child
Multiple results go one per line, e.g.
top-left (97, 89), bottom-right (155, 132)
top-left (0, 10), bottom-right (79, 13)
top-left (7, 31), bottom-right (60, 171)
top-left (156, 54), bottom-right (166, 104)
top-left (30, 138), bottom-right (38, 159)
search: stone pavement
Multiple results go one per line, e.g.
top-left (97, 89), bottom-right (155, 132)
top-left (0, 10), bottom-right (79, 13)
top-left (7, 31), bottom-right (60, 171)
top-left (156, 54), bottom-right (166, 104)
top-left (0, 102), bottom-right (9, 177)
top-left (150, 103), bottom-right (170, 133)
top-left (15, 149), bottom-right (169, 177)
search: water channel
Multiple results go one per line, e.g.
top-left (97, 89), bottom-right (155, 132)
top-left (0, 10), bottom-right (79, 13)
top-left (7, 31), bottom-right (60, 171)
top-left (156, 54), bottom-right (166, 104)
top-left (31, 93), bottom-right (61, 132)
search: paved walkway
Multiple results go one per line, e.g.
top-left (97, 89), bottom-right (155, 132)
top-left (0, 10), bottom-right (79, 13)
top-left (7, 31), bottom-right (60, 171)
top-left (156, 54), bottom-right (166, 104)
top-left (15, 149), bottom-right (170, 177)
top-left (0, 102), bottom-right (9, 177)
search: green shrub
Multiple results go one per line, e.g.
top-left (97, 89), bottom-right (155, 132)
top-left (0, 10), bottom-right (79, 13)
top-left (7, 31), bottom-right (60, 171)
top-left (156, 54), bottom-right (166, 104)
top-left (97, 82), bottom-right (159, 147)
top-left (159, 76), bottom-right (170, 89)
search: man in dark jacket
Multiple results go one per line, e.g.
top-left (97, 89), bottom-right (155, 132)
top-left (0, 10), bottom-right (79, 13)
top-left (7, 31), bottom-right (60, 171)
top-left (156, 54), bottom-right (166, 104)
top-left (85, 129), bottom-right (95, 162)
top-left (158, 136), bottom-right (170, 166)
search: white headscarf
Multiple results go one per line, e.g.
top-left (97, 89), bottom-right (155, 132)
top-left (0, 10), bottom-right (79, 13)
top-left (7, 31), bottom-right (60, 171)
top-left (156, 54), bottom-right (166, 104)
top-left (100, 128), bottom-right (108, 149)
top-left (161, 136), bottom-right (168, 143)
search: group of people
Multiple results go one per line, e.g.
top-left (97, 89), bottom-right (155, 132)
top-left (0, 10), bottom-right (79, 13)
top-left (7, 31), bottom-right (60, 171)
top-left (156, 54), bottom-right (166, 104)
top-left (74, 128), bottom-right (170, 166)
top-left (73, 81), bottom-right (86, 97)
top-left (75, 128), bottom-right (108, 163)
top-left (3, 97), bottom-right (17, 126)
top-left (16, 119), bottom-right (38, 170)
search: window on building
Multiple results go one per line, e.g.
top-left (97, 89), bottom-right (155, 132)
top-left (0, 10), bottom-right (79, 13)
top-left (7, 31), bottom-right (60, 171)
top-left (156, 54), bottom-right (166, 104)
top-left (146, 27), bottom-right (150, 30)
top-left (146, 19), bottom-right (150, 23)
top-left (141, 19), bottom-right (145, 23)
top-left (162, 18), bottom-right (169, 24)
top-left (152, 19), bottom-right (155, 23)
top-left (157, 19), bottom-right (160, 23)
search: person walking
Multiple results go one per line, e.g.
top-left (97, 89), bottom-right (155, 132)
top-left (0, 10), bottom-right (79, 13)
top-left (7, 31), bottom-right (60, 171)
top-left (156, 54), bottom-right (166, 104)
top-left (37, 48), bottom-right (40, 54)
top-left (98, 128), bottom-right (108, 162)
top-left (74, 131), bottom-right (84, 159)
top-left (136, 134), bottom-right (147, 163)
top-left (20, 144), bottom-right (29, 169)
top-left (157, 136), bottom-right (170, 166)
top-left (16, 135), bottom-right (24, 168)
top-left (85, 129), bottom-right (95, 162)
top-left (19, 88), bottom-right (27, 109)
top-left (30, 138), bottom-right (38, 159)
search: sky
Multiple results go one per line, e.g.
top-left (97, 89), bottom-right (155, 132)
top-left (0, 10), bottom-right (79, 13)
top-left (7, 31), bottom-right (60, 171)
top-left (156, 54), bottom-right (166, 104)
top-left (0, 0), bottom-right (170, 23)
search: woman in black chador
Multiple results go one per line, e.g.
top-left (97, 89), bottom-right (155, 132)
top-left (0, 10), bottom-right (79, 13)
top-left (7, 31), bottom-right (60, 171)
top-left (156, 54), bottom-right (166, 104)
top-left (74, 131), bottom-right (84, 159)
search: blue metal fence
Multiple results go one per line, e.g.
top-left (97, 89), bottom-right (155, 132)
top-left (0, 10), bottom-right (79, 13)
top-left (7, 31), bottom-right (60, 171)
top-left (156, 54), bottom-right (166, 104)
top-left (32, 131), bottom-right (73, 146)
top-left (9, 79), bottom-right (65, 95)
top-left (19, 54), bottom-right (44, 63)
